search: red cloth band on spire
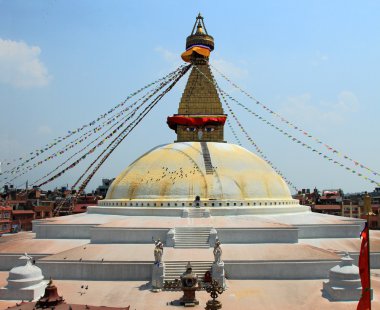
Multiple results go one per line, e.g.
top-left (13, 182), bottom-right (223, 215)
top-left (167, 116), bottom-right (226, 130)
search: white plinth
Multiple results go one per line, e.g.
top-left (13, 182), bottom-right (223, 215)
top-left (152, 262), bottom-right (165, 289)
top-left (0, 281), bottom-right (47, 301)
top-left (212, 261), bottom-right (226, 289)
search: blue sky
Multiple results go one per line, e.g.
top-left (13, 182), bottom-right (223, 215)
top-left (0, 0), bottom-right (379, 194)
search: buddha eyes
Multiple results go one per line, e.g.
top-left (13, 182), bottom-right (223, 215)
top-left (186, 127), bottom-right (196, 132)
top-left (205, 127), bottom-right (215, 132)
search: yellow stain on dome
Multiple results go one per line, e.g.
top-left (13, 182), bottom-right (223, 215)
top-left (106, 142), bottom-right (292, 202)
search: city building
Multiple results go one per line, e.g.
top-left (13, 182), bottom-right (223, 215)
top-left (0, 206), bottom-right (12, 235)
top-left (95, 178), bottom-right (115, 198)
top-left (11, 210), bottom-right (35, 232)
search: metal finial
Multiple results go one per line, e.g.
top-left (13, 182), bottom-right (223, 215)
top-left (205, 280), bottom-right (224, 309)
top-left (191, 13), bottom-right (208, 35)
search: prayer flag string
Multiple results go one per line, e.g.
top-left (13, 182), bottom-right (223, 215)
top-left (193, 64), bottom-right (380, 187)
top-left (71, 64), bottom-right (192, 203)
top-left (210, 63), bottom-right (380, 178)
top-left (7, 77), bottom-right (171, 186)
top-left (0, 64), bottom-right (187, 179)
top-left (35, 67), bottom-right (188, 189)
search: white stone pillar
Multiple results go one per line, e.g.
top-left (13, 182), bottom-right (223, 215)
top-left (209, 228), bottom-right (218, 247)
top-left (152, 262), bottom-right (165, 290)
top-left (166, 228), bottom-right (175, 247)
top-left (182, 209), bottom-right (189, 218)
top-left (211, 261), bottom-right (226, 289)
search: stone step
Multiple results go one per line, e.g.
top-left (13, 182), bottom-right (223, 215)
top-left (175, 237), bottom-right (209, 240)
top-left (176, 235), bottom-right (209, 237)
top-left (175, 240), bottom-right (209, 243)
top-left (174, 226), bottom-right (212, 248)
top-left (176, 232), bottom-right (210, 234)
top-left (176, 235), bottom-right (208, 237)
top-left (175, 241), bottom-right (209, 243)
top-left (165, 267), bottom-right (211, 271)
top-left (175, 230), bottom-right (211, 233)
top-left (174, 245), bottom-right (210, 248)
top-left (175, 239), bottom-right (209, 241)
top-left (176, 230), bottom-right (210, 232)
top-left (175, 236), bottom-right (209, 239)
top-left (200, 142), bottom-right (214, 175)
top-left (176, 227), bottom-right (211, 230)
top-left (176, 233), bottom-right (210, 235)
top-left (165, 262), bottom-right (212, 267)
top-left (176, 228), bottom-right (210, 230)
top-left (164, 261), bottom-right (213, 282)
top-left (175, 240), bottom-right (208, 242)
top-left (176, 233), bottom-right (209, 235)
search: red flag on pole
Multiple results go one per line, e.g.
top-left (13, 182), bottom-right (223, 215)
top-left (357, 222), bottom-right (371, 310)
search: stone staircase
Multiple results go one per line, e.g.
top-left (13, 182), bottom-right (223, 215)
top-left (200, 142), bottom-right (214, 174)
top-left (163, 261), bottom-right (213, 282)
top-left (174, 227), bottom-right (211, 248)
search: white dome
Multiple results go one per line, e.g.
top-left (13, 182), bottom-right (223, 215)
top-left (8, 264), bottom-right (43, 281)
top-left (104, 142), bottom-right (295, 204)
top-left (7, 261), bottom-right (44, 289)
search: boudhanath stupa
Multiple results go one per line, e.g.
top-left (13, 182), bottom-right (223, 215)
top-left (1, 14), bottom-right (379, 310)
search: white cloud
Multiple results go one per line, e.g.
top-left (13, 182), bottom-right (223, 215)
top-left (0, 134), bottom-right (23, 165)
top-left (154, 46), bottom-right (248, 80)
top-left (37, 125), bottom-right (53, 135)
top-left (335, 91), bottom-right (358, 112)
top-left (0, 38), bottom-right (51, 88)
top-left (211, 58), bottom-right (248, 80)
top-left (155, 46), bottom-right (179, 63)
top-left (154, 46), bottom-right (182, 69)
top-left (278, 91), bottom-right (359, 125)
top-left (312, 51), bottom-right (329, 66)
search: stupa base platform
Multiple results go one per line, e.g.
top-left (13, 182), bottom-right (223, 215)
top-left (33, 209), bottom-right (363, 241)
top-left (0, 238), bottom-right (89, 270)
top-left (0, 209), bottom-right (375, 309)
top-left (300, 237), bottom-right (380, 267)
top-left (34, 243), bottom-right (340, 281)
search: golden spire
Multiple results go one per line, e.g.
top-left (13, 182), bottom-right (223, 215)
top-left (167, 14), bottom-right (226, 143)
top-left (196, 22), bottom-right (204, 34)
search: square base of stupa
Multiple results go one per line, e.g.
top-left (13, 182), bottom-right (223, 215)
top-left (0, 281), bottom-right (47, 301)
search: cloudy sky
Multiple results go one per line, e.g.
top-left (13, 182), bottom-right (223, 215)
top-left (0, 0), bottom-right (379, 194)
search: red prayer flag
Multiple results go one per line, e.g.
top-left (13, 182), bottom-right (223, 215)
top-left (357, 223), bottom-right (371, 310)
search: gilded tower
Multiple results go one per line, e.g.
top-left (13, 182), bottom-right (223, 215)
top-left (167, 14), bottom-right (227, 142)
